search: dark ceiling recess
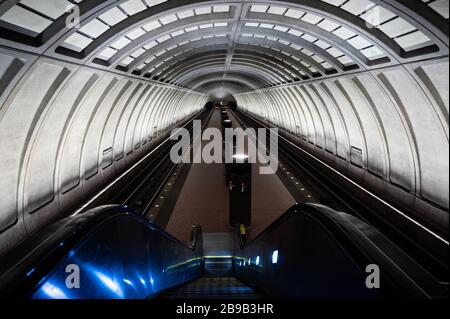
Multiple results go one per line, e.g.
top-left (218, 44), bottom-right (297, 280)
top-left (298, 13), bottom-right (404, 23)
top-left (205, 101), bottom-right (214, 111)
top-left (229, 101), bottom-right (237, 110)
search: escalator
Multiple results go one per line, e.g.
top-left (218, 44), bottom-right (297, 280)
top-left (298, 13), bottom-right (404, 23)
top-left (0, 204), bottom-right (447, 299)
top-left (162, 233), bottom-right (261, 299)
top-left (162, 268), bottom-right (261, 299)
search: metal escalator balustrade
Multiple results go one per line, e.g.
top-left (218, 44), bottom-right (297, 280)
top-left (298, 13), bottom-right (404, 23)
top-left (234, 203), bottom-right (448, 299)
top-left (0, 206), bottom-right (204, 299)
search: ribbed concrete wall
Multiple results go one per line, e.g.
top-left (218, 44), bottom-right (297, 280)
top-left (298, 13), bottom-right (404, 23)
top-left (0, 50), bottom-right (206, 255)
top-left (236, 57), bottom-right (449, 232)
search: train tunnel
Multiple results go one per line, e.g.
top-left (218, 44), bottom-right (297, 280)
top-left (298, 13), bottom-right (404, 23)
top-left (0, 0), bottom-right (448, 302)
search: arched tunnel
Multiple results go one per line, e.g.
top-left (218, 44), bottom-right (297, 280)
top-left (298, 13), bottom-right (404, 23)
top-left (0, 0), bottom-right (448, 301)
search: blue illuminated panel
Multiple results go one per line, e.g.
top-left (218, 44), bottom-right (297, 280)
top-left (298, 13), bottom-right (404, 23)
top-left (32, 216), bottom-right (202, 299)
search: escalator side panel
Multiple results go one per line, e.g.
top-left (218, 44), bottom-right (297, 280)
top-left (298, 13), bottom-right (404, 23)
top-left (31, 215), bottom-right (202, 299)
top-left (234, 203), bottom-right (447, 299)
top-left (0, 206), bottom-right (203, 299)
top-left (234, 212), bottom-right (379, 299)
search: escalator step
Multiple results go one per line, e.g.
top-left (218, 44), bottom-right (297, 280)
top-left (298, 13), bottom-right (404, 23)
top-left (162, 277), bottom-right (262, 299)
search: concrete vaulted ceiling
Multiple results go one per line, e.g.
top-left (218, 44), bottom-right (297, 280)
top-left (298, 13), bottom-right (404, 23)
top-left (0, 0), bottom-right (448, 88)
top-left (0, 1), bottom-right (448, 255)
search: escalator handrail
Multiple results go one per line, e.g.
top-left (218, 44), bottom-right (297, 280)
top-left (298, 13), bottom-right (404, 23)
top-left (235, 203), bottom-right (447, 298)
top-left (0, 205), bottom-right (202, 297)
top-left (235, 203), bottom-right (306, 250)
